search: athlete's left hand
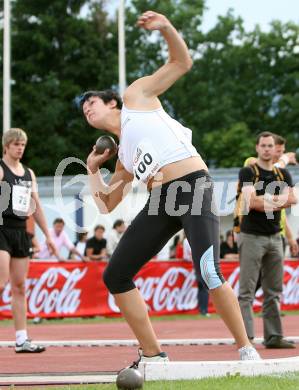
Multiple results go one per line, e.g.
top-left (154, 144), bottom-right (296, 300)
top-left (137, 11), bottom-right (171, 31)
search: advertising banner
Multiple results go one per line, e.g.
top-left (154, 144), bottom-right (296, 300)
top-left (0, 260), bottom-right (298, 319)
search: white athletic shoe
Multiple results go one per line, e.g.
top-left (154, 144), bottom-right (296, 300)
top-left (15, 339), bottom-right (46, 353)
top-left (139, 350), bottom-right (169, 363)
top-left (239, 345), bottom-right (261, 360)
top-left (130, 348), bottom-right (169, 368)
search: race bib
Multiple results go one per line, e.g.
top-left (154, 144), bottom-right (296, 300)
top-left (12, 184), bottom-right (31, 214)
top-left (133, 140), bottom-right (161, 183)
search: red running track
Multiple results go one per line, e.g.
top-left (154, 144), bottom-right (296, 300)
top-left (0, 315), bottom-right (298, 374)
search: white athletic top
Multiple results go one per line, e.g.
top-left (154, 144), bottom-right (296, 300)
top-left (118, 105), bottom-right (199, 183)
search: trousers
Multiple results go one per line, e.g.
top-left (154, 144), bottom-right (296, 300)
top-left (238, 232), bottom-right (284, 341)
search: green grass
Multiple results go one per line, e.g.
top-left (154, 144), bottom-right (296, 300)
top-left (9, 373), bottom-right (299, 390)
top-left (1, 310), bottom-right (298, 327)
top-left (0, 313), bottom-right (213, 327)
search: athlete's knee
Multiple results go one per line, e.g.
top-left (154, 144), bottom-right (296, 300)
top-left (103, 262), bottom-right (134, 294)
top-left (199, 245), bottom-right (225, 290)
top-left (11, 280), bottom-right (26, 296)
top-left (103, 265), bottom-right (115, 292)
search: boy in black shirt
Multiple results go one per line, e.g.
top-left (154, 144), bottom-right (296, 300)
top-left (0, 128), bottom-right (56, 352)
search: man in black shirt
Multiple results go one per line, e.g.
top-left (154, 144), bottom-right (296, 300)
top-left (237, 131), bottom-right (297, 349)
top-left (85, 225), bottom-right (107, 261)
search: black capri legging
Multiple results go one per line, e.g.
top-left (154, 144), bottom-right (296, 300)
top-left (103, 170), bottom-right (225, 294)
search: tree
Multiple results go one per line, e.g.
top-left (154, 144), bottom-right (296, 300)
top-left (188, 15), bottom-right (299, 160)
top-left (7, 0), bottom-right (119, 175)
top-left (203, 122), bottom-right (254, 167)
top-left (1, 1), bottom-right (298, 172)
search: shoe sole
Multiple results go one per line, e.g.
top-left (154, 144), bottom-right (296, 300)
top-left (15, 348), bottom-right (46, 353)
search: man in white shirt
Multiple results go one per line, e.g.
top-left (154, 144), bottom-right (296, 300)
top-left (107, 219), bottom-right (126, 257)
top-left (38, 218), bottom-right (84, 261)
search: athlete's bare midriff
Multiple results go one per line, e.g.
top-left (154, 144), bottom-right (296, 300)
top-left (148, 156), bottom-right (208, 190)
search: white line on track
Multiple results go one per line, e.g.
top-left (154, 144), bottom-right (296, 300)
top-left (0, 336), bottom-right (298, 347)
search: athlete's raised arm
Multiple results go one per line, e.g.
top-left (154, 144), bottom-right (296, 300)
top-left (125, 11), bottom-right (193, 108)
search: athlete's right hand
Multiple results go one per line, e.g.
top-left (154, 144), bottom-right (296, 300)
top-left (137, 11), bottom-right (171, 31)
top-left (87, 147), bottom-right (111, 174)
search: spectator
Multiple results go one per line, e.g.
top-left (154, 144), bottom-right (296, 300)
top-left (85, 225), bottom-right (107, 261)
top-left (70, 231), bottom-right (89, 261)
top-left (244, 135), bottom-right (298, 258)
top-left (107, 219), bottom-right (126, 257)
top-left (169, 235), bottom-right (180, 258)
top-left (244, 134), bottom-right (297, 169)
top-left (38, 218), bottom-right (85, 261)
top-left (183, 237), bottom-right (210, 317)
top-left (220, 230), bottom-right (239, 261)
top-left (273, 136), bottom-right (298, 257)
top-left (220, 233), bottom-right (224, 245)
top-left (237, 132), bottom-right (297, 348)
top-left (273, 135), bottom-right (297, 167)
top-left (175, 235), bottom-right (184, 259)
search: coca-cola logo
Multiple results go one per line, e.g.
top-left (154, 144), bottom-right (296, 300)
top-left (108, 267), bottom-right (198, 313)
top-left (227, 265), bottom-right (299, 306)
top-left (282, 265), bottom-right (299, 304)
top-left (0, 267), bottom-right (87, 315)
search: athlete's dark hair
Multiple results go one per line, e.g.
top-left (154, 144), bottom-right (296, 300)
top-left (75, 89), bottom-right (123, 110)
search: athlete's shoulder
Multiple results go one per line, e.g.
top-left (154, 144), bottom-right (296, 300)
top-left (123, 80), bottom-right (162, 110)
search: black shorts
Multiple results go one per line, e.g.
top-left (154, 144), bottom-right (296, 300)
top-left (0, 227), bottom-right (30, 258)
top-left (104, 170), bottom-right (225, 294)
